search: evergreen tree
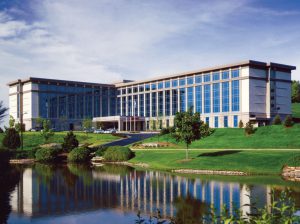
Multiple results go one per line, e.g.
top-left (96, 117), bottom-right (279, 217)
top-left (244, 121), bottom-right (255, 136)
top-left (284, 115), bottom-right (293, 127)
top-left (2, 128), bottom-right (21, 149)
top-left (62, 131), bottom-right (79, 152)
top-left (273, 115), bottom-right (282, 125)
top-left (238, 120), bottom-right (244, 128)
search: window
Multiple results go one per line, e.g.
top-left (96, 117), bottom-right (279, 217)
top-left (222, 82), bottom-right (229, 112)
top-left (158, 82), bottom-right (163, 89)
top-left (179, 88), bottom-right (186, 112)
top-left (224, 116), bottom-right (228, 127)
top-left (195, 75), bottom-right (202, 83)
top-left (151, 83), bottom-right (157, 90)
top-left (204, 84), bottom-right (211, 113)
top-left (222, 71), bottom-right (229, 80)
top-left (187, 77), bottom-right (194, 85)
top-left (133, 95), bottom-right (138, 116)
top-left (214, 116), bottom-right (218, 128)
top-left (122, 96), bottom-right (126, 116)
top-left (133, 86), bottom-right (138, 93)
top-left (172, 89), bottom-right (178, 115)
top-left (233, 115), bottom-right (238, 128)
top-left (165, 80), bottom-right (171, 88)
top-left (165, 90), bottom-right (170, 116)
top-left (139, 94), bottom-right (144, 116)
top-left (212, 72), bottom-right (220, 81)
top-left (146, 93), bottom-right (150, 117)
top-left (172, 79), bottom-right (178, 87)
top-left (158, 91), bottom-right (163, 115)
top-left (127, 95), bottom-right (132, 116)
top-left (151, 92), bottom-right (157, 117)
top-left (145, 84), bottom-right (150, 91)
top-left (139, 85), bottom-right (144, 92)
top-left (127, 87), bottom-right (132, 94)
top-left (187, 87), bottom-right (194, 111)
top-left (122, 88), bottom-right (126, 94)
top-left (195, 86), bottom-right (202, 113)
top-left (213, 83), bottom-right (220, 113)
top-left (204, 74), bottom-right (211, 82)
top-left (205, 117), bottom-right (209, 125)
top-left (232, 80), bottom-right (240, 112)
top-left (231, 69), bottom-right (239, 78)
top-left (179, 78), bottom-right (186, 86)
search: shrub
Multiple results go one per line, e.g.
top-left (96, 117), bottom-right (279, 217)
top-left (35, 147), bottom-right (58, 163)
top-left (238, 120), bottom-right (244, 128)
top-left (95, 146), bottom-right (108, 157)
top-left (103, 146), bottom-right (134, 162)
top-left (272, 114), bottom-right (282, 125)
top-left (40, 143), bottom-right (62, 154)
top-left (2, 128), bottom-right (21, 150)
top-left (160, 128), bottom-right (170, 135)
top-left (284, 115), bottom-right (293, 127)
top-left (112, 133), bottom-right (127, 138)
top-left (68, 147), bottom-right (91, 163)
top-left (244, 121), bottom-right (255, 135)
top-left (62, 131), bottom-right (79, 152)
top-left (200, 121), bottom-right (214, 138)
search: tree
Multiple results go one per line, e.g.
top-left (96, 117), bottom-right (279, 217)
top-left (2, 128), bottom-right (21, 149)
top-left (0, 101), bottom-right (8, 124)
top-left (82, 118), bottom-right (93, 135)
top-left (35, 117), bottom-right (44, 129)
top-left (239, 120), bottom-right (244, 128)
top-left (284, 115), bottom-right (293, 127)
top-left (172, 109), bottom-right (201, 160)
top-left (62, 131), bottom-right (79, 152)
top-left (9, 116), bottom-right (15, 128)
top-left (273, 115), bottom-right (282, 125)
top-left (291, 80), bottom-right (300, 103)
top-left (244, 121), bottom-right (255, 136)
top-left (40, 119), bottom-right (54, 143)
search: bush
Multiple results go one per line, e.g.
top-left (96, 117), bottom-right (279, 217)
top-left (2, 128), bottom-right (21, 150)
top-left (68, 147), bottom-right (91, 163)
top-left (244, 121), bottom-right (255, 135)
top-left (238, 120), bottom-right (244, 128)
top-left (273, 114), bottom-right (282, 125)
top-left (95, 145), bottom-right (108, 157)
top-left (112, 133), bottom-right (127, 138)
top-left (62, 131), bottom-right (79, 152)
top-left (103, 146), bottom-right (134, 162)
top-left (35, 147), bottom-right (58, 163)
top-left (13, 150), bottom-right (36, 159)
top-left (160, 128), bottom-right (170, 135)
top-left (284, 115), bottom-right (293, 127)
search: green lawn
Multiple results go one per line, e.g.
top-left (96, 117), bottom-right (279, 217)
top-left (292, 103), bottom-right (300, 118)
top-left (0, 131), bottom-right (120, 150)
top-left (139, 124), bottom-right (300, 149)
top-left (130, 149), bottom-right (300, 175)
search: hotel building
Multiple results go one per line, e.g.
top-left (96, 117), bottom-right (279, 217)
top-left (8, 60), bottom-right (296, 131)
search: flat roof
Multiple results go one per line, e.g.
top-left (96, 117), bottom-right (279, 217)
top-left (115, 60), bottom-right (296, 87)
top-left (7, 77), bottom-right (114, 87)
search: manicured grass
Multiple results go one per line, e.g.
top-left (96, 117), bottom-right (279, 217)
top-left (130, 149), bottom-right (300, 175)
top-left (292, 103), bottom-right (300, 118)
top-left (139, 124), bottom-right (300, 149)
top-left (0, 131), bottom-right (120, 150)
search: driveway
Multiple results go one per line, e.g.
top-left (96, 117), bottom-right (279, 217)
top-left (103, 133), bottom-right (156, 147)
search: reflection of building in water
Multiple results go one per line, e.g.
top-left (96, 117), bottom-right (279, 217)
top-left (11, 167), bottom-right (273, 219)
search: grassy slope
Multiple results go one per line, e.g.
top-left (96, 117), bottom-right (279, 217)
top-left (140, 124), bottom-right (300, 149)
top-left (0, 131), bottom-right (120, 150)
top-left (130, 149), bottom-right (300, 175)
top-left (292, 103), bottom-right (300, 118)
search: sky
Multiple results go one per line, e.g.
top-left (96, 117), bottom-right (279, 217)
top-left (0, 0), bottom-right (300, 125)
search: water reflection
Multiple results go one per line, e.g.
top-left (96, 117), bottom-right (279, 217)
top-left (6, 164), bottom-right (300, 223)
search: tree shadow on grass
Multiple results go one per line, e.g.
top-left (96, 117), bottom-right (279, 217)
top-left (197, 150), bottom-right (242, 157)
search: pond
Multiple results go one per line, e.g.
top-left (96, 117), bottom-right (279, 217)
top-left (2, 164), bottom-right (300, 223)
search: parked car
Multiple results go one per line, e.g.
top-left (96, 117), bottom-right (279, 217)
top-left (104, 128), bottom-right (117, 134)
top-left (84, 128), bottom-right (94, 133)
top-left (94, 129), bottom-right (104, 134)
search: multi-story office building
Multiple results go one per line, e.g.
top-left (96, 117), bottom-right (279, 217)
top-left (8, 60), bottom-right (296, 131)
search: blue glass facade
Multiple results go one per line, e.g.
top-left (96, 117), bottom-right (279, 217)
top-left (233, 115), bottom-right (238, 127)
top-left (187, 87), bottom-right (193, 110)
top-left (179, 88), bottom-right (186, 112)
top-left (213, 83), bottom-right (220, 113)
top-left (232, 80), bottom-right (240, 111)
top-left (222, 82), bottom-right (229, 112)
top-left (204, 84), bottom-right (211, 113)
top-left (195, 86), bottom-right (202, 113)
top-left (214, 116), bottom-right (218, 128)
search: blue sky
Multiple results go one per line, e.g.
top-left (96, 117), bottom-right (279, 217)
top-left (0, 0), bottom-right (300, 124)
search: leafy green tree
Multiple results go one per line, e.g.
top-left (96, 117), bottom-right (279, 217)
top-left (35, 117), bottom-right (44, 129)
top-left (172, 109), bottom-right (201, 160)
top-left (9, 115), bottom-right (15, 128)
top-left (62, 131), bottom-right (79, 152)
top-left (2, 128), bottom-right (21, 149)
top-left (82, 118), bottom-right (93, 135)
top-left (0, 101), bottom-right (8, 124)
top-left (40, 119), bottom-right (54, 143)
top-left (273, 114), bottom-right (282, 125)
top-left (291, 80), bottom-right (300, 103)
top-left (284, 115), bottom-right (293, 127)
